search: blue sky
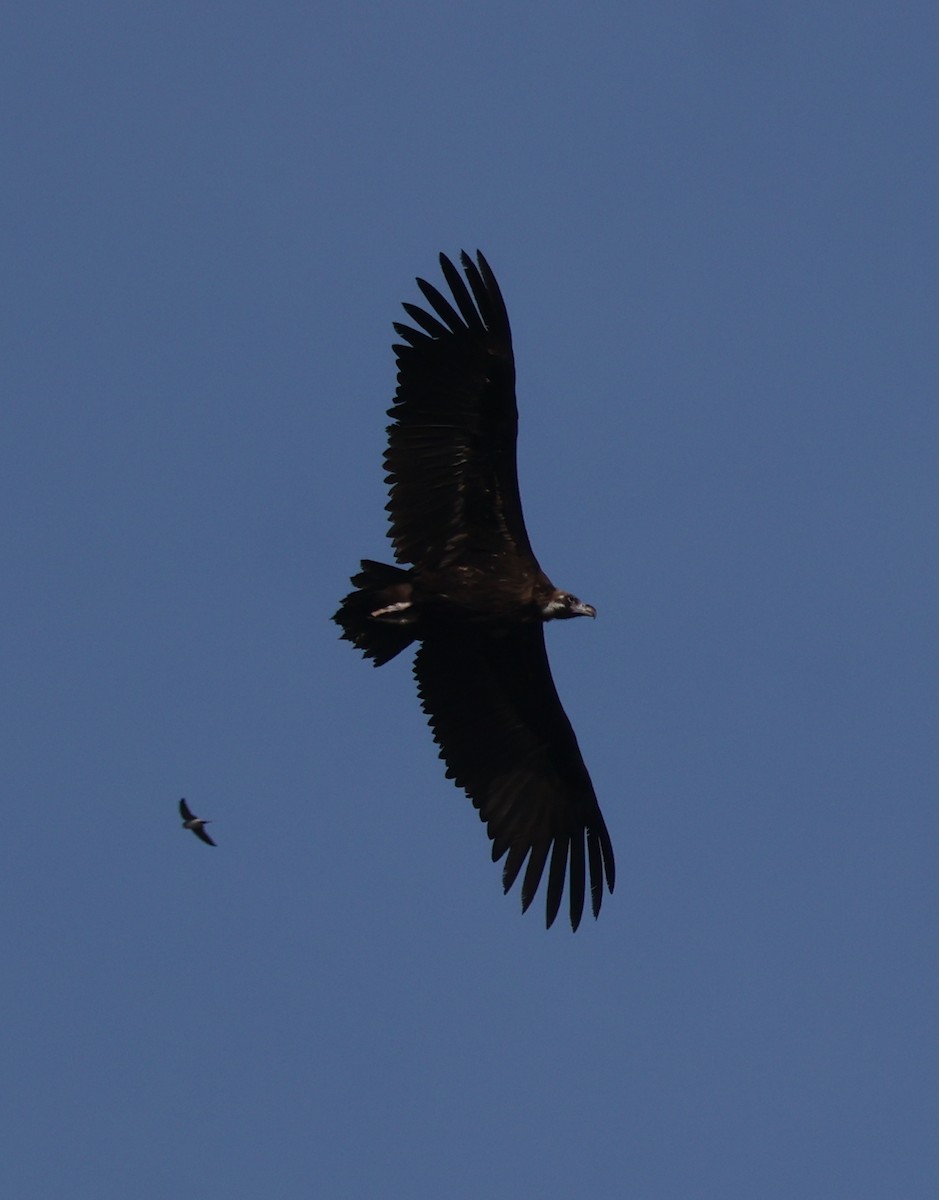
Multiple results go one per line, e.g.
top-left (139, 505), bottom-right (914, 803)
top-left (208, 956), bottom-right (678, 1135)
top-left (3, 3), bottom-right (938, 1196)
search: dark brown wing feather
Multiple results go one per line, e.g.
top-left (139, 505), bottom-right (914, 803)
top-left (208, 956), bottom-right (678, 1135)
top-left (413, 624), bottom-right (614, 930)
top-left (179, 797), bottom-right (194, 821)
top-left (384, 251), bottom-right (537, 571)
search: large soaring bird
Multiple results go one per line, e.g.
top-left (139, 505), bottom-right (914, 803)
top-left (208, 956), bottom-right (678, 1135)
top-left (334, 252), bottom-right (614, 930)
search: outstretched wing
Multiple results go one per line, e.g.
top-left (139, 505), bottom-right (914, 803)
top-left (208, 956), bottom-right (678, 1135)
top-left (195, 826), bottom-right (217, 847)
top-left (179, 797), bottom-right (194, 821)
top-left (384, 251), bottom-right (538, 572)
top-left (413, 625), bottom-right (614, 930)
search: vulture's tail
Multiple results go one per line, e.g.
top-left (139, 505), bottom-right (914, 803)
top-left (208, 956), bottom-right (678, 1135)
top-left (333, 560), bottom-right (418, 666)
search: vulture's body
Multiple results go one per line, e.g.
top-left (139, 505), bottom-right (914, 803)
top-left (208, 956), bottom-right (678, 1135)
top-left (334, 252), bottom-right (614, 930)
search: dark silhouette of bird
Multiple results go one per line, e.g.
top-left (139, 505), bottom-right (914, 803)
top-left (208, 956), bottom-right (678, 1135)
top-left (333, 251), bottom-right (614, 930)
top-left (179, 797), bottom-right (216, 846)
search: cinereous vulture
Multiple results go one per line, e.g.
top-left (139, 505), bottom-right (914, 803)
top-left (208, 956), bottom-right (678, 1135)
top-left (334, 251), bottom-right (614, 930)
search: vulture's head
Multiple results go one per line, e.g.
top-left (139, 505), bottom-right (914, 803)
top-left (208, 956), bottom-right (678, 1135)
top-left (541, 590), bottom-right (597, 621)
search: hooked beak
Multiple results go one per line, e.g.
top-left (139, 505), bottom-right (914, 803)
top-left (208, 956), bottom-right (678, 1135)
top-left (573, 601), bottom-right (597, 619)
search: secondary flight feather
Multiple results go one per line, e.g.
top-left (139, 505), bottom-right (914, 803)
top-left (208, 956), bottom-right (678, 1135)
top-left (334, 251), bottom-right (614, 930)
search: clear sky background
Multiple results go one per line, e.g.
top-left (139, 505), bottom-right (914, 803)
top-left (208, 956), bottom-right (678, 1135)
top-left (3, 3), bottom-right (938, 1196)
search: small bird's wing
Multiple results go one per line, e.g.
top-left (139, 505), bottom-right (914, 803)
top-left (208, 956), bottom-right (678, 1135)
top-left (179, 797), bottom-right (194, 821)
top-left (194, 825), bottom-right (217, 847)
top-left (413, 625), bottom-right (614, 930)
top-left (385, 251), bottom-right (540, 574)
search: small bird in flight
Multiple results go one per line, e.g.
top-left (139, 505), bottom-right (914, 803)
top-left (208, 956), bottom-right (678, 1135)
top-left (179, 797), bottom-right (216, 846)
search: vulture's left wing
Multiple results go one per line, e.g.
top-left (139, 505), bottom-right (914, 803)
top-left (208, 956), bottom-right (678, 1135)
top-left (413, 625), bottom-right (614, 930)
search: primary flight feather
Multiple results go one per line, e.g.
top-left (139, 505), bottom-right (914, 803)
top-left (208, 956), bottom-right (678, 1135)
top-left (334, 251), bottom-right (614, 930)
